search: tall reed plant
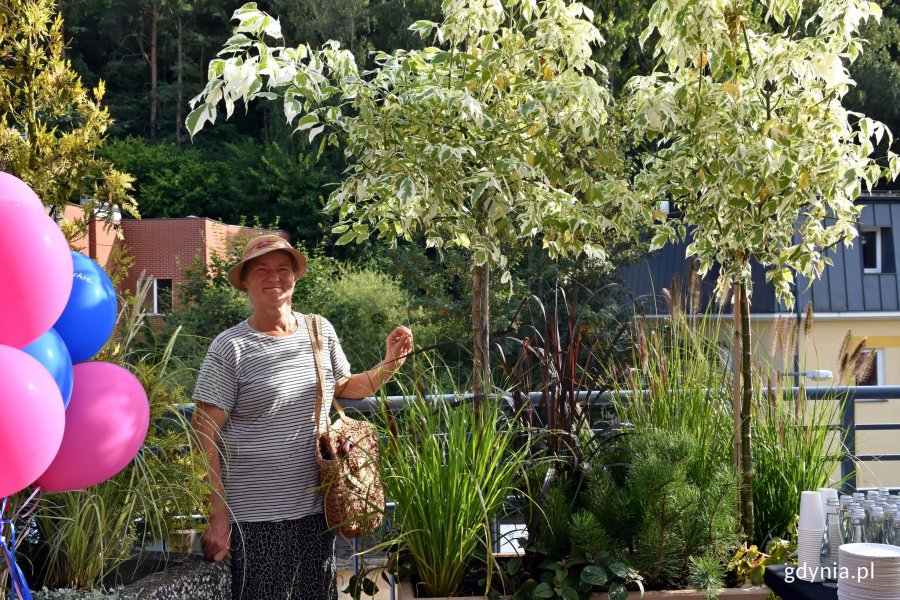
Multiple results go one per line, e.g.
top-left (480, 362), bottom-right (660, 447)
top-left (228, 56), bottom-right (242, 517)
top-left (614, 304), bottom-right (734, 479)
top-left (752, 377), bottom-right (846, 544)
top-left (373, 394), bottom-right (528, 598)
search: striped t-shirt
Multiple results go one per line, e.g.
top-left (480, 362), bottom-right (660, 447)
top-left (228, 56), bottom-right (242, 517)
top-left (192, 313), bottom-right (351, 523)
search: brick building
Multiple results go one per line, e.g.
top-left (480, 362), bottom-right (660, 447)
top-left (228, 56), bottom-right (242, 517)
top-left (63, 203), bottom-right (285, 313)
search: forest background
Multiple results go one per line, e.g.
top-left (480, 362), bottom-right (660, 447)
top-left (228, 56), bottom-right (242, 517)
top-left (58, 0), bottom-right (900, 380)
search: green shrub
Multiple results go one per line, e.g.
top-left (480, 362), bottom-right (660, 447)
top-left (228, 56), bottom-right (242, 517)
top-left (582, 429), bottom-right (739, 590)
top-left (302, 266), bottom-right (411, 369)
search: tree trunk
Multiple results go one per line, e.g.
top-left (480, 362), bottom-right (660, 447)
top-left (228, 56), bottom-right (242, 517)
top-left (148, 0), bottom-right (159, 140)
top-left (738, 282), bottom-right (755, 541)
top-left (472, 261), bottom-right (490, 401)
top-left (732, 283), bottom-right (742, 510)
top-left (175, 10), bottom-right (183, 146)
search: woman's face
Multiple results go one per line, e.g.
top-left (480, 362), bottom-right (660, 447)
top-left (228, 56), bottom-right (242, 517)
top-left (241, 250), bottom-right (297, 307)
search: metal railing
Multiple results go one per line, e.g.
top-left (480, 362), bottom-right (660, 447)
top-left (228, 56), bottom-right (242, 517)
top-left (336, 385), bottom-right (900, 489)
top-left (185, 384), bottom-right (900, 492)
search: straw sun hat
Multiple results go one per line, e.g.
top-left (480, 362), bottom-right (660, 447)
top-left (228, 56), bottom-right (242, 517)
top-left (227, 234), bottom-right (308, 290)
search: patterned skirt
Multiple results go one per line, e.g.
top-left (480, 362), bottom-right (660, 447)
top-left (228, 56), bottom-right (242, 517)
top-left (230, 513), bottom-right (337, 600)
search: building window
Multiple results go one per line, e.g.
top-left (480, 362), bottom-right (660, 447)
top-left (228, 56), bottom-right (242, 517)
top-left (861, 228), bottom-right (882, 273)
top-left (856, 349), bottom-right (884, 386)
top-left (151, 278), bottom-right (173, 315)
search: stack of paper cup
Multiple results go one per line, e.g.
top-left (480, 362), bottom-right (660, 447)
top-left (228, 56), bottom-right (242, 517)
top-left (819, 488), bottom-right (839, 505)
top-left (798, 490), bottom-right (827, 582)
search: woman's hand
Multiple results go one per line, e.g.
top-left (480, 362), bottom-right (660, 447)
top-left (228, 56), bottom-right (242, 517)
top-left (202, 512), bottom-right (231, 561)
top-left (383, 326), bottom-right (413, 372)
top-left (335, 326), bottom-right (413, 399)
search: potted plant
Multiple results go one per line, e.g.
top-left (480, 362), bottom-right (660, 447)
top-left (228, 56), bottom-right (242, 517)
top-left (349, 391), bottom-right (529, 599)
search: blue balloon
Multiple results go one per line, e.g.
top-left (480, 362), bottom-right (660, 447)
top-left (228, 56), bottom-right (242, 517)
top-left (53, 252), bottom-right (118, 363)
top-left (22, 327), bottom-right (74, 408)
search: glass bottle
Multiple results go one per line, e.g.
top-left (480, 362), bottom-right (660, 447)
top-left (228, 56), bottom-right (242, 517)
top-left (841, 496), bottom-right (854, 544)
top-left (884, 508), bottom-right (896, 545)
top-left (821, 500), bottom-right (840, 588)
top-left (868, 506), bottom-right (885, 544)
top-left (851, 509), bottom-right (867, 543)
top-left (863, 500), bottom-right (875, 530)
top-left (892, 518), bottom-right (900, 547)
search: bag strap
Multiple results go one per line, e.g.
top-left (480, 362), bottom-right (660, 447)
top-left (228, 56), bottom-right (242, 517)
top-left (304, 314), bottom-right (345, 438)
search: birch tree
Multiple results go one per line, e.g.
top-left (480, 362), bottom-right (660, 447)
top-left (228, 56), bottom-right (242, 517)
top-left (627, 0), bottom-right (899, 540)
top-left (186, 0), bottom-right (646, 396)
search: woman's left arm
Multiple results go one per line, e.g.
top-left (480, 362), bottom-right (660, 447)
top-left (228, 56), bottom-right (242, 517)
top-left (334, 326), bottom-right (412, 399)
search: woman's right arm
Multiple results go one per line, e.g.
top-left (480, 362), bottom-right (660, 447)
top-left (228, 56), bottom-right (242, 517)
top-left (193, 401), bottom-right (231, 561)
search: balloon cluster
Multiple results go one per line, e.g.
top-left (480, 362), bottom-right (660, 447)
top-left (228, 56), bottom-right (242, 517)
top-left (0, 173), bottom-right (150, 498)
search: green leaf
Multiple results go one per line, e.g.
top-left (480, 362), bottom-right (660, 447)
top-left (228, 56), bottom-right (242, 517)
top-left (608, 562), bottom-right (632, 579)
top-left (398, 178), bottom-right (416, 202)
top-left (649, 231), bottom-right (669, 252)
top-left (408, 20), bottom-right (436, 38)
top-left (336, 231), bottom-right (356, 245)
top-left (471, 180), bottom-right (489, 204)
top-left (560, 586), bottom-right (579, 600)
top-left (608, 584), bottom-right (628, 600)
top-left (532, 582), bottom-right (554, 598)
top-left (185, 104), bottom-right (214, 136)
top-left (580, 565), bottom-right (608, 586)
top-left (507, 557), bottom-right (521, 576)
top-left (224, 33), bottom-right (252, 47)
top-left (295, 113), bottom-right (319, 131)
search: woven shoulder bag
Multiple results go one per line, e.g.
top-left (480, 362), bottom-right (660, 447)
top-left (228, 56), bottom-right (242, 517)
top-left (304, 314), bottom-right (385, 538)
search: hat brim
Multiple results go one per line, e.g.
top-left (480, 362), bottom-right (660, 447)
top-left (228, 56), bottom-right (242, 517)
top-left (227, 247), bottom-right (308, 290)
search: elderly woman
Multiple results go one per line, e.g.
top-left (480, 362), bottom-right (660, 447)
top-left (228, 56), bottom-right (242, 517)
top-left (192, 234), bottom-right (412, 600)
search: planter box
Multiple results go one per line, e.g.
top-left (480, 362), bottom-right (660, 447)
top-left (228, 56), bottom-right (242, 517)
top-left (392, 580), bottom-right (484, 599)
top-left (591, 586), bottom-right (770, 600)
top-left (396, 584), bottom-right (770, 600)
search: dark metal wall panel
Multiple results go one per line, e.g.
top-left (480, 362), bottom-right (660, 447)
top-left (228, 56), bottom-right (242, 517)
top-left (880, 274), bottom-right (898, 311)
top-left (619, 238), bottom-right (695, 315)
top-left (795, 278), bottom-right (813, 313)
top-left (874, 204), bottom-right (892, 227)
top-left (811, 254), bottom-right (832, 310)
top-left (751, 261), bottom-right (778, 313)
top-left (844, 239), bottom-right (866, 311)
top-left (861, 204), bottom-right (875, 225)
top-left (828, 245), bottom-right (850, 311)
top-left (863, 274), bottom-right (883, 310)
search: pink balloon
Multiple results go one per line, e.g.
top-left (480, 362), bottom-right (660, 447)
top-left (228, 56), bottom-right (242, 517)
top-left (0, 202), bottom-right (73, 348)
top-left (0, 345), bottom-right (66, 497)
top-left (0, 172), bottom-right (42, 208)
top-left (36, 362), bottom-right (150, 492)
